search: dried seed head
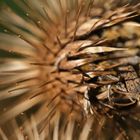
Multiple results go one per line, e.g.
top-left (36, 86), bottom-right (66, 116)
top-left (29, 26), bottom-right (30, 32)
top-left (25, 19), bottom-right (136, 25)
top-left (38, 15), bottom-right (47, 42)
top-left (0, 0), bottom-right (140, 140)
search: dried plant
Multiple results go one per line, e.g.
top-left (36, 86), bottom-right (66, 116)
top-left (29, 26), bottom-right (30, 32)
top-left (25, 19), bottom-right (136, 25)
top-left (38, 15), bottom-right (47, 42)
top-left (0, 0), bottom-right (140, 140)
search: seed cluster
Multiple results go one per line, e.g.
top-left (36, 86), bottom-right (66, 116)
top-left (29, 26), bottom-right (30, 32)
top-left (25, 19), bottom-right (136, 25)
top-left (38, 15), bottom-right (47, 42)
top-left (0, 0), bottom-right (140, 140)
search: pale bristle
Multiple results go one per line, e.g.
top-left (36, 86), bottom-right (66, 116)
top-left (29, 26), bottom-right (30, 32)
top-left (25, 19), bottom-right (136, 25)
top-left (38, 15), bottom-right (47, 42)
top-left (0, 0), bottom-right (140, 140)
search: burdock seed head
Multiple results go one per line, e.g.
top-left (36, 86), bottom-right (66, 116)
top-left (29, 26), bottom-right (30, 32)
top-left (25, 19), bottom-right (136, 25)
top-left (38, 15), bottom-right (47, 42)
top-left (0, 0), bottom-right (140, 140)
